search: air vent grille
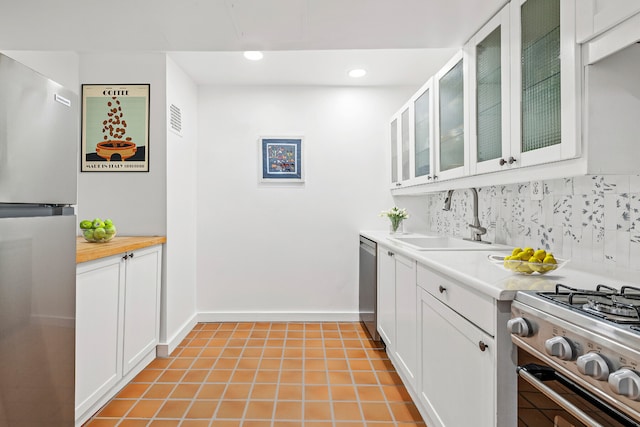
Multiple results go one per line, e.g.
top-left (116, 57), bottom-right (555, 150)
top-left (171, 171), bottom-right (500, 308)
top-left (169, 103), bottom-right (182, 136)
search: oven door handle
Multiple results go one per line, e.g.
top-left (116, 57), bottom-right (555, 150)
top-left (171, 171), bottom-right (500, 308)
top-left (518, 366), bottom-right (606, 427)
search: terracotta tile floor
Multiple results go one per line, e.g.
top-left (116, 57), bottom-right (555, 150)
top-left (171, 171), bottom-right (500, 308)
top-left (85, 322), bottom-right (425, 427)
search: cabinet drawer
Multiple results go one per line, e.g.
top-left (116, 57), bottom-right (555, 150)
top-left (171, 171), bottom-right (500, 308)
top-left (417, 263), bottom-right (495, 336)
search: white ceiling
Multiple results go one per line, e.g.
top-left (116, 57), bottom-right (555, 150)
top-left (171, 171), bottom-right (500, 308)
top-left (0, 0), bottom-right (508, 86)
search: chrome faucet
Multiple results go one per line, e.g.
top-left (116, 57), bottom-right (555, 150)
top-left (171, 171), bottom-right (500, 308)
top-left (442, 188), bottom-right (488, 243)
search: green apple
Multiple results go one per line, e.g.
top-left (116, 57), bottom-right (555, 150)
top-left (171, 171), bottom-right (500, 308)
top-left (104, 219), bottom-right (113, 227)
top-left (83, 229), bottom-right (95, 240)
top-left (79, 219), bottom-right (93, 229)
top-left (92, 218), bottom-right (105, 229)
top-left (93, 227), bottom-right (106, 240)
top-left (105, 225), bottom-right (116, 235)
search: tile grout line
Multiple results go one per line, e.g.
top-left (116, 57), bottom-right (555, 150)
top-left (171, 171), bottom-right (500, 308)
top-left (87, 321), bottom-right (424, 426)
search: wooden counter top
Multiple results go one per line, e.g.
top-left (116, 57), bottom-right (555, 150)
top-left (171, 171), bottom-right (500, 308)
top-left (76, 236), bottom-right (167, 264)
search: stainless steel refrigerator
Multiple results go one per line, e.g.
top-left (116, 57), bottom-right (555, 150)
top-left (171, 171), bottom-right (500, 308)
top-left (0, 54), bottom-right (77, 426)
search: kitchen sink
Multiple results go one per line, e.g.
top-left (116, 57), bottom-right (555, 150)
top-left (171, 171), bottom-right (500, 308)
top-left (389, 236), bottom-right (494, 251)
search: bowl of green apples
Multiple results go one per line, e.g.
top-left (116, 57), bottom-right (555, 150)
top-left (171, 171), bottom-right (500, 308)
top-left (79, 218), bottom-right (117, 243)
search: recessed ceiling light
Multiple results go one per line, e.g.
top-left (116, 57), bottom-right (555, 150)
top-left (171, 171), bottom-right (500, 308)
top-left (243, 51), bottom-right (264, 61)
top-left (348, 69), bottom-right (367, 78)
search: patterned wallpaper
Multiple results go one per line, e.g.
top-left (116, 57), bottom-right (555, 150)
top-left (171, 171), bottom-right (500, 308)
top-left (422, 175), bottom-right (640, 269)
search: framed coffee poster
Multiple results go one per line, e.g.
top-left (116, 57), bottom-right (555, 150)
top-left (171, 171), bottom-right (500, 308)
top-left (81, 84), bottom-right (150, 172)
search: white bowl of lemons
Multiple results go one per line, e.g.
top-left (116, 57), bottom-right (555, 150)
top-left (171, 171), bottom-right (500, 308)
top-left (79, 218), bottom-right (117, 243)
top-left (488, 247), bottom-right (567, 275)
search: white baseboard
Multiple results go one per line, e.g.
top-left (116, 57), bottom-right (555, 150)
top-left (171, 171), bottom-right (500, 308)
top-left (197, 311), bottom-right (360, 323)
top-left (156, 312), bottom-right (198, 357)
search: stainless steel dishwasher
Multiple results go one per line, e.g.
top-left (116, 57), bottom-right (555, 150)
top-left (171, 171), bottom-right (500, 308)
top-left (359, 236), bottom-right (381, 343)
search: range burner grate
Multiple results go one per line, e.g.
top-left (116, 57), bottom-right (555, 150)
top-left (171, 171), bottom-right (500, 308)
top-left (538, 284), bottom-right (640, 326)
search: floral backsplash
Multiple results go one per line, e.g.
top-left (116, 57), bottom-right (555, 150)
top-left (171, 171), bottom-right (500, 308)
top-left (419, 175), bottom-right (640, 270)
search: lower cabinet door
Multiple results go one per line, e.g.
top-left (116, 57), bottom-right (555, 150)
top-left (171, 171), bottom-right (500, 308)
top-left (394, 253), bottom-right (418, 388)
top-left (377, 246), bottom-right (396, 349)
top-left (419, 288), bottom-right (495, 427)
top-left (75, 256), bottom-right (124, 419)
top-left (122, 246), bottom-right (162, 375)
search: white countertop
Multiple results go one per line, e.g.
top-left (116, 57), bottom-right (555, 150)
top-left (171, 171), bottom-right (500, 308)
top-left (361, 230), bottom-right (640, 301)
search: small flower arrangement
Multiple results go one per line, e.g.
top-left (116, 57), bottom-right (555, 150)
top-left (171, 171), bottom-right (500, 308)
top-left (380, 206), bottom-right (409, 233)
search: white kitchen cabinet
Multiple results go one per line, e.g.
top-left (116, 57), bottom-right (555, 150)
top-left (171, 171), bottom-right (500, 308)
top-left (411, 78), bottom-right (436, 184)
top-left (418, 287), bottom-right (495, 427)
top-left (393, 253), bottom-right (418, 389)
top-left (576, 0), bottom-right (640, 43)
top-left (75, 255), bottom-right (124, 423)
top-left (389, 102), bottom-right (413, 189)
top-left (75, 244), bottom-right (162, 426)
top-left (390, 79), bottom-right (436, 188)
top-left (509, 0), bottom-right (580, 168)
top-left (434, 51), bottom-right (469, 181)
top-left (377, 245), bottom-right (418, 389)
top-left (390, 115), bottom-right (399, 186)
top-left (391, 0), bottom-right (585, 195)
top-left (468, 5), bottom-right (512, 175)
top-left (377, 246), bottom-right (396, 348)
top-left (415, 262), bottom-right (517, 427)
top-left (122, 246), bottom-right (162, 375)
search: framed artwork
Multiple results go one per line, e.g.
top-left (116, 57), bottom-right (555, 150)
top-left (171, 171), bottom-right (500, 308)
top-left (259, 136), bottom-right (304, 183)
top-left (81, 84), bottom-right (150, 172)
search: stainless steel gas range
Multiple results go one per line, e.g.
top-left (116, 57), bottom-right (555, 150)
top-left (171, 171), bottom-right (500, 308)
top-left (509, 284), bottom-right (640, 426)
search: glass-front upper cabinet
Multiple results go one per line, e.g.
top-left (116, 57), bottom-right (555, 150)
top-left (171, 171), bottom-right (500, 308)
top-left (390, 116), bottom-right (399, 185)
top-left (389, 101), bottom-right (414, 189)
top-left (400, 106), bottom-right (411, 181)
top-left (468, 5), bottom-right (512, 175)
top-left (412, 78), bottom-right (435, 184)
top-left (510, 0), bottom-right (580, 167)
top-left (434, 51), bottom-right (469, 181)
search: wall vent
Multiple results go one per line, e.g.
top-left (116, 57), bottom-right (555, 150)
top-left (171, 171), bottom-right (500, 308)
top-left (169, 103), bottom-right (183, 137)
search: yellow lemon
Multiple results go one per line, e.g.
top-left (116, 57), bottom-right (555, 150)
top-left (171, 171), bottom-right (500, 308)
top-left (543, 255), bottom-right (557, 265)
top-left (533, 249), bottom-right (547, 260)
top-left (512, 247), bottom-right (523, 256)
top-left (517, 264), bottom-right (533, 274)
top-left (517, 251), bottom-right (531, 261)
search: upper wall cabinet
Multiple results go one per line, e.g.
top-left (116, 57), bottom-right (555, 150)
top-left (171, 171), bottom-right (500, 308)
top-left (510, 0), bottom-right (580, 168)
top-left (577, 0), bottom-right (640, 44)
top-left (390, 79), bottom-right (436, 188)
top-left (468, 5), bottom-right (512, 175)
top-left (579, 0), bottom-right (640, 64)
top-left (412, 78), bottom-right (436, 185)
top-left (389, 102), bottom-right (414, 189)
top-left (434, 51), bottom-right (469, 181)
top-left (390, 116), bottom-right (399, 186)
top-left (390, 0), bottom-right (581, 194)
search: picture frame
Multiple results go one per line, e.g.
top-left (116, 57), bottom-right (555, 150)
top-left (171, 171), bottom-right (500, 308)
top-left (81, 84), bottom-right (150, 172)
top-left (259, 136), bottom-right (304, 183)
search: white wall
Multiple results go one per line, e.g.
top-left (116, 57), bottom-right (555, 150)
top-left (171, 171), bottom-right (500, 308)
top-left (163, 56), bottom-right (198, 352)
top-left (77, 53), bottom-right (167, 235)
top-left (196, 85), bottom-right (411, 320)
top-left (0, 51), bottom-right (79, 92)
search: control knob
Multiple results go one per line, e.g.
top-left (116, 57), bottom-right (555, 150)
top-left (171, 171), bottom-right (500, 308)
top-left (507, 317), bottom-right (532, 337)
top-left (609, 369), bottom-right (640, 401)
top-left (577, 353), bottom-right (610, 380)
top-left (544, 336), bottom-right (574, 360)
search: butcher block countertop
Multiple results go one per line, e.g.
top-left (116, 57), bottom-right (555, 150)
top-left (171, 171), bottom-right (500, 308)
top-left (76, 236), bottom-right (167, 264)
